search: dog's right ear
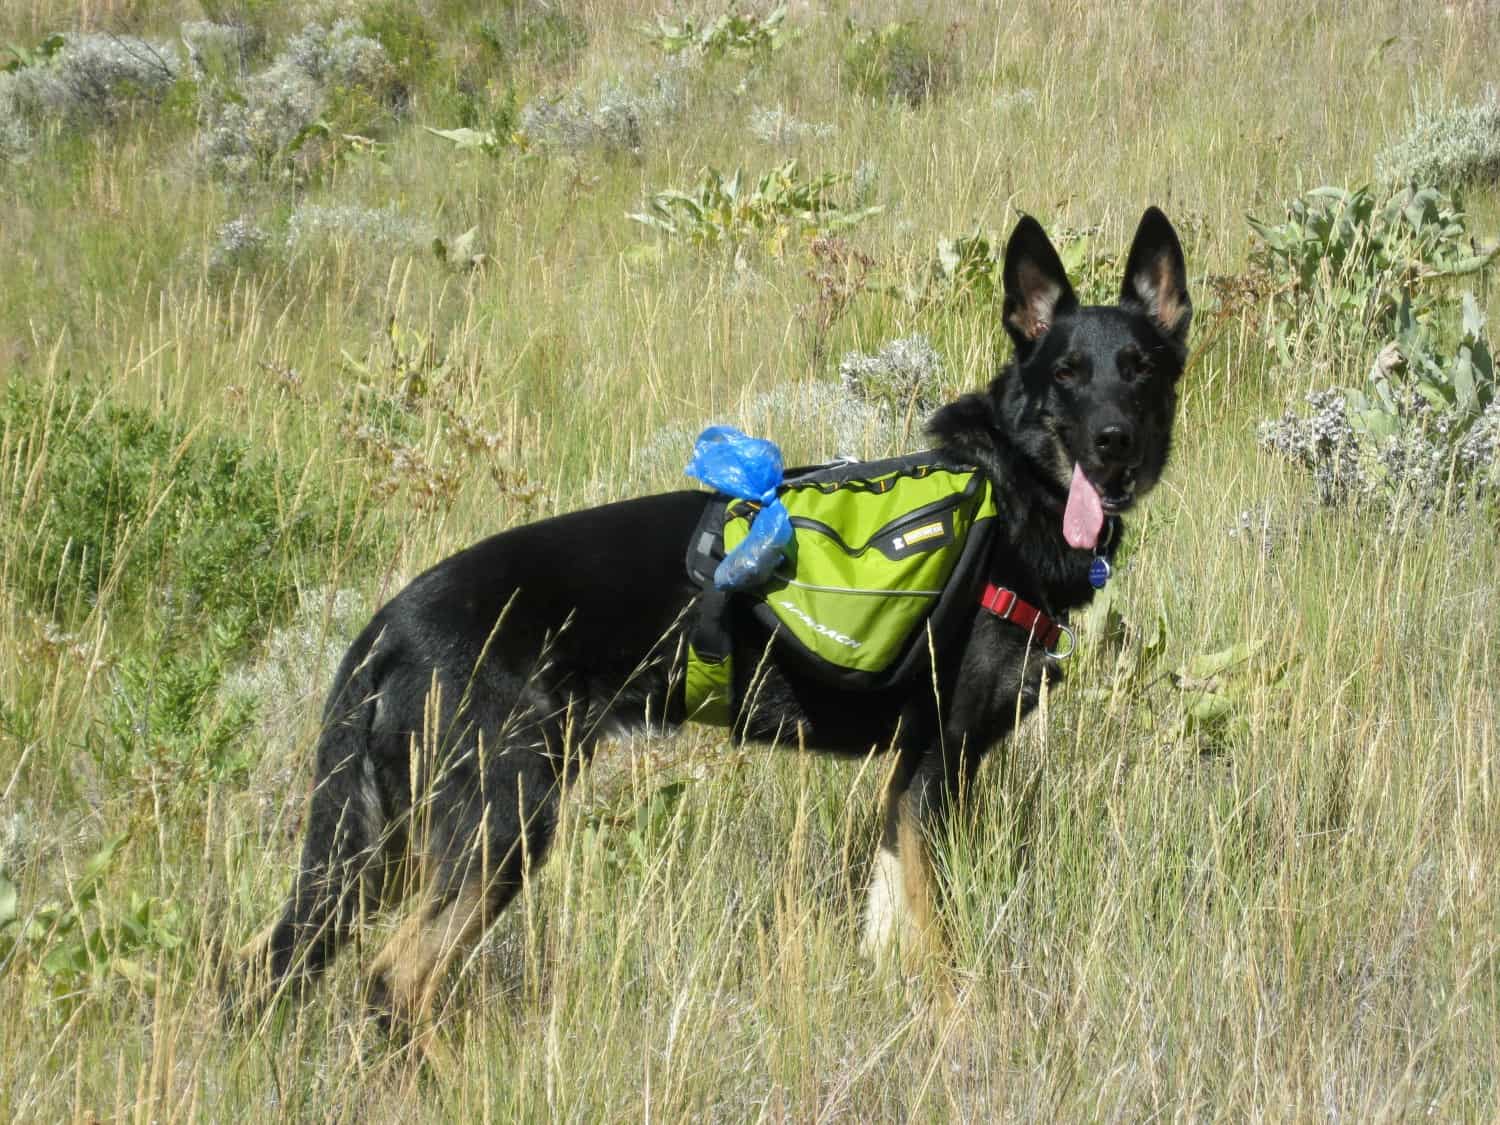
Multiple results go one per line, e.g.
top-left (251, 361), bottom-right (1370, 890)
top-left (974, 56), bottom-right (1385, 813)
top-left (1002, 215), bottom-right (1078, 353)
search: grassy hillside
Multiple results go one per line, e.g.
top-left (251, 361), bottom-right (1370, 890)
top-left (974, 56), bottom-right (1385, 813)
top-left (2, 1), bottom-right (1498, 1119)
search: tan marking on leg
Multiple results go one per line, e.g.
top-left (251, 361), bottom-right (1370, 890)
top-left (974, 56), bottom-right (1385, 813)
top-left (862, 804), bottom-right (945, 972)
top-left (235, 917), bottom-right (280, 965)
top-left (896, 807), bottom-right (940, 968)
top-left (369, 879), bottom-right (489, 1063)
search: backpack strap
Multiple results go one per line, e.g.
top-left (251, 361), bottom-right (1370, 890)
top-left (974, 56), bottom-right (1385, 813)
top-left (683, 495), bottom-right (735, 724)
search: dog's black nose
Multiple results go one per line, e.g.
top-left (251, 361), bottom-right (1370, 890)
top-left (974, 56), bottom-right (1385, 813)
top-left (1094, 425), bottom-right (1135, 465)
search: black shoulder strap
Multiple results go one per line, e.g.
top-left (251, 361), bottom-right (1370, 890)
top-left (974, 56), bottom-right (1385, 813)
top-left (685, 493), bottom-right (730, 588)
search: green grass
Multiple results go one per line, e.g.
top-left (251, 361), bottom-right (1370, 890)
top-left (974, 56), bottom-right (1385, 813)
top-left (2, 1), bottom-right (1498, 1119)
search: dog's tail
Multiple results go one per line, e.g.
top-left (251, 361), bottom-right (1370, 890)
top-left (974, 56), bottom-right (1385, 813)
top-left (235, 632), bottom-right (394, 1014)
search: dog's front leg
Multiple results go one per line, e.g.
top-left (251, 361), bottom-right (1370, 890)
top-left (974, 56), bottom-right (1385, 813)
top-left (861, 728), bottom-right (978, 971)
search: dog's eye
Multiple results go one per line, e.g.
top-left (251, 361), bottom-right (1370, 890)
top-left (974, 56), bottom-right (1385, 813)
top-left (1119, 357), bottom-right (1151, 383)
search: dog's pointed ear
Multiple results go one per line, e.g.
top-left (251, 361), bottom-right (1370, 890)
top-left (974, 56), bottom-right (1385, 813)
top-left (1003, 215), bottom-right (1077, 351)
top-left (1120, 207), bottom-right (1192, 345)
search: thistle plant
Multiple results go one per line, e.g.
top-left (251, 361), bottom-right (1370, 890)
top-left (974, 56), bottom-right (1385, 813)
top-left (646, 5), bottom-right (789, 59)
top-left (1247, 184), bottom-right (1496, 331)
top-left (630, 160), bottom-right (882, 256)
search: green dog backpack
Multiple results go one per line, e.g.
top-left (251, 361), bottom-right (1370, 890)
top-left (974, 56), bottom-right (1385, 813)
top-left (683, 451), bottom-right (998, 725)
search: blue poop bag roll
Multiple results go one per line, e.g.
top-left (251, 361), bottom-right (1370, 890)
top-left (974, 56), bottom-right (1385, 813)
top-left (684, 425), bottom-right (792, 589)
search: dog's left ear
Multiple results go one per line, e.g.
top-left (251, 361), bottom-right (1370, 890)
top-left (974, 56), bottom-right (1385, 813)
top-left (1120, 207), bottom-right (1192, 346)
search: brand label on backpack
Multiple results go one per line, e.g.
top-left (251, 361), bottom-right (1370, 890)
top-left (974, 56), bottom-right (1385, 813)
top-left (775, 599), bottom-right (862, 649)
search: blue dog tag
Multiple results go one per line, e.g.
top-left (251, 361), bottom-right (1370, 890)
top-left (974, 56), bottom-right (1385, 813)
top-left (1088, 556), bottom-right (1111, 589)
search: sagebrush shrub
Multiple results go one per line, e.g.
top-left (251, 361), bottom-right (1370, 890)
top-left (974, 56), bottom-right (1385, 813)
top-left (1376, 97), bottom-right (1500, 190)
top-left (0, 77), bottom-right (32, 162)
top-left (27, 33), bottom-right (180, 124)
top-left (838, 335), bottom-right (945, 417)
top-left (207, 216), bottom-right (273, 279)
top-left (748, 105), bottom-right (833, 146)
top-left (519, 64), bottom-right (689, 155)
top-left (180, 20), bottom-right (263, 80)
top-left (284, 202), bottom-right (433, 253)
top-left (198, 18), bottom-right (395, 182)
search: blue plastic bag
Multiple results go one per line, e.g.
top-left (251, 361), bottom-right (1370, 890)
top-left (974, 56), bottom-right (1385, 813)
top-left (684, 425), bottom-right (793, 589)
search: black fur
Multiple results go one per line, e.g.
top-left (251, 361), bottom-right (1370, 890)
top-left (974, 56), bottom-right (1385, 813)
top-left (237, 208), bottom-right (1191, 1032)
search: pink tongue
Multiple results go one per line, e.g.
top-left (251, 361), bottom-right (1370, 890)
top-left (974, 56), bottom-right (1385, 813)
top-left (1063, 462), bottom-right (1104, 550)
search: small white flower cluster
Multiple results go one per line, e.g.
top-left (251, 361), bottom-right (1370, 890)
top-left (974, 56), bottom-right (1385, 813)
top-left (1258, 389), bottom-right (1368, 506)
top-left (1260, 388), bottom-right (1500, 513)
top-left (1375, 95), bottom-right (1500, 190)
top-left (207, 216), bottom-right (272, 278)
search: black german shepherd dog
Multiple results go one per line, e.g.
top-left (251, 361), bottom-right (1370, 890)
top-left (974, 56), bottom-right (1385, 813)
top-left (236, 208), bottom-right (1191, 1041)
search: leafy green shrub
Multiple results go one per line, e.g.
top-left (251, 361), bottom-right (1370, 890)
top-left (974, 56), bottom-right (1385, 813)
top-left (1376, 97), bottom-right (1500, 191)
top-left (629, 160), bottom-right (882, 255)
top-left (1251, 182), bottom-right (1499, 512)
top-left (0, 381), bottom-right (357, 786)
top-left (107, 640), bottom-right (259, 782)
top-left (360, 1), bottom-right (438, 101)
top-left (842, 20), bottom-right (952, 107)
top-left (907, 222), bottom-right (1116, 306)
top-left (0, 380), bottom-right (330, 633)
top-left (0, 834), bottom-right (185, 1005)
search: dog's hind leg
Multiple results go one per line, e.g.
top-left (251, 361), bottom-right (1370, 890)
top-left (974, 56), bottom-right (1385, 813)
top-left (234, 676), bottom-right (397, 1017)
top-left (365, 737), bottom-right (565, 1054)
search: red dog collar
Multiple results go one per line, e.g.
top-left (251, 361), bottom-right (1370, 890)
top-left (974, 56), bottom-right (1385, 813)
top-left (979, 583), bottom-right (1075, 658)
